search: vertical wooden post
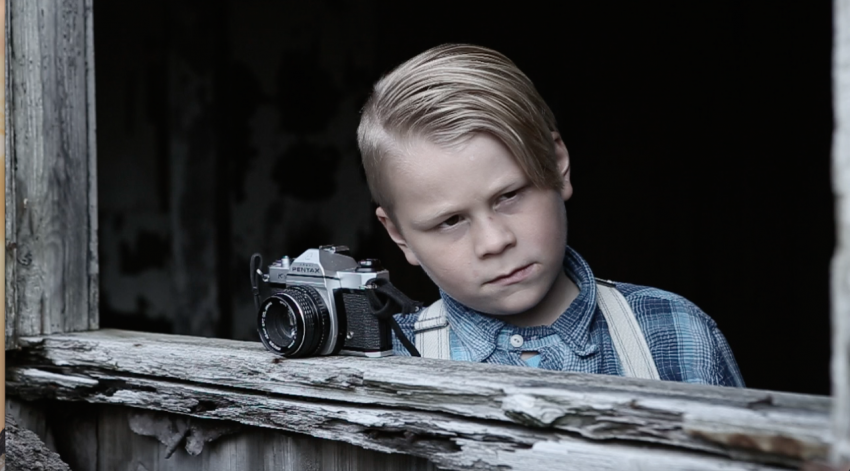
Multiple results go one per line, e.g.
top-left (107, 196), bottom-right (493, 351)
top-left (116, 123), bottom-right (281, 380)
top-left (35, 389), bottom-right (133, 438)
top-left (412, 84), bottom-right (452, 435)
top-left (85, 0), bottom-right (97, 333)
top-left (4, 0), bottom-right (97, 350)
top-left (4, 0), bottom-right (12, 352)
top-left (1, 0), bottom-right (6, 442)
top-left (834, 0), bottom-right (850, 466)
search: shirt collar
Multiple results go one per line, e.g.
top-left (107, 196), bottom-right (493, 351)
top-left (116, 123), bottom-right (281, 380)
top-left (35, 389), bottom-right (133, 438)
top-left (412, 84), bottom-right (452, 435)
top-left (441, 245), bottom-right (600, 362)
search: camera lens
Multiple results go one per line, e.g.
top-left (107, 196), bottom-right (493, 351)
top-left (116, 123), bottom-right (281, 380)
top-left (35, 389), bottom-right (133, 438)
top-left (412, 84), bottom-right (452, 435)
top-left (257, 285), bottom-right (331, 357)
top-left (264, 300), bottom-right (298, 348)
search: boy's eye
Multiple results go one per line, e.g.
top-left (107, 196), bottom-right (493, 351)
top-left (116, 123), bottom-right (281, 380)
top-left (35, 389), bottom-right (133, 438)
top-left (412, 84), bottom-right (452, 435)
top-left (500, 190), bottom-right (518, 201)
top-left (440, 215), bottom-right (461, 228)
top-left (497, 188), bottom-right (523, 203)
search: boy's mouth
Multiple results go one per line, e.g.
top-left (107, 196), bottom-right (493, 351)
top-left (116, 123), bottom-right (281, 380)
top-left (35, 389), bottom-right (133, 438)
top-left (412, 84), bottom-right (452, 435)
top-left (487, 263), bottom-right (534, 286)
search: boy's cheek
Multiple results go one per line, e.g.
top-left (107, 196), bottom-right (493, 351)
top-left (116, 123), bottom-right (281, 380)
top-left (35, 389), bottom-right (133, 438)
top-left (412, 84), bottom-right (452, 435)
top-left (417, 257), bottom-right (473, 294)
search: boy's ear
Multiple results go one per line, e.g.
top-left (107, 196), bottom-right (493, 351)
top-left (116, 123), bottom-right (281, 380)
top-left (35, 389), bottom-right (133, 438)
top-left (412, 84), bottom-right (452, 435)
top-left (376, 207), bottom-right (421, 266)
top-left (552, 131), bottom-right (573, 202)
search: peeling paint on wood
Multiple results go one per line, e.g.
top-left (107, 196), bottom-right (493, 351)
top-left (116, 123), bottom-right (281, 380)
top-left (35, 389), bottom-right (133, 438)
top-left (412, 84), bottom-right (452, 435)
top-left (7, 329), bottom-right (834, 470)
top-left (127, 409), bottom-right (241, 458)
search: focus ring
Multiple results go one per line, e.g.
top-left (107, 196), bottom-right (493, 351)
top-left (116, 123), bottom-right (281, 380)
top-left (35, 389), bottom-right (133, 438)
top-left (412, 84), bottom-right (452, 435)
top-left (287, 285), bottom-right (331, 357)
top-left (281, 287), bottom-right (321, 357)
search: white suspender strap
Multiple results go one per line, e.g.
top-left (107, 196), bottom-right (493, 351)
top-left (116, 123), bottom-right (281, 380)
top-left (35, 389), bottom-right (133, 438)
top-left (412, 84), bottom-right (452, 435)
top-left (413, 282), bottom-right (660, 379)
top-left (595, 281), bottom-right (660, 380)
top-left (413, 299), bottom-right (451, 360)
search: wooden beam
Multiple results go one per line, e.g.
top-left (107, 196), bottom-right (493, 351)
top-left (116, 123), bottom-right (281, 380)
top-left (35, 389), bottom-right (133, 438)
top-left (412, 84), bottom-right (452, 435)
top-left (4, 0), bottom-right (98, 350)
top-left (7, 329), bottom-right (833, 470)
top-left (835, 0), bottom-right (850, 467)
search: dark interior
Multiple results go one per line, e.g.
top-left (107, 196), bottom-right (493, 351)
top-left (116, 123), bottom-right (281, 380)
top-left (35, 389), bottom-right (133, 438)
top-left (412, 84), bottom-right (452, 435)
top-left (94, 0), bottom-right (834, 395)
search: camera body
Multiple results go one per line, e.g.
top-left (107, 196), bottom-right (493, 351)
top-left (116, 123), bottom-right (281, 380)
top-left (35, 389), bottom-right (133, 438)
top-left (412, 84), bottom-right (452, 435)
top-left (257, 245), bottom-right (393, 358)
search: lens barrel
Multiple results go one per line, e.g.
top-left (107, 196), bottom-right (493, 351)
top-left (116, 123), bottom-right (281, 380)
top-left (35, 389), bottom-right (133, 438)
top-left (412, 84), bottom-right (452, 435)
top-left (257, 285), bottom-right (331, 357)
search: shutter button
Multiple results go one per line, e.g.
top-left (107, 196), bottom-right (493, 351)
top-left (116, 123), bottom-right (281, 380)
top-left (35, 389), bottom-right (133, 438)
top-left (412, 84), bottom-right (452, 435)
top-left (510, 334), bottom-right (524, 348)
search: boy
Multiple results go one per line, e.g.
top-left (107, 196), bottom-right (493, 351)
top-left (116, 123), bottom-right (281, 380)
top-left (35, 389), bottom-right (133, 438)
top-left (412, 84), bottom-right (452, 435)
top-left (357, 44), bottom-right (744, 387)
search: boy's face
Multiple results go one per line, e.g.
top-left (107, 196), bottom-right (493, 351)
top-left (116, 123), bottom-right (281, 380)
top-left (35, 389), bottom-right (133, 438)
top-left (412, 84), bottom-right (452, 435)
top-left (377, 132), bottom-right (573, 316)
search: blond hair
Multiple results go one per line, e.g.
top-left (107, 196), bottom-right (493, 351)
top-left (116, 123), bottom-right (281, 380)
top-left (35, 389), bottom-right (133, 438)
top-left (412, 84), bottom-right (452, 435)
top-left (358, 44), bottom-right (562, 212)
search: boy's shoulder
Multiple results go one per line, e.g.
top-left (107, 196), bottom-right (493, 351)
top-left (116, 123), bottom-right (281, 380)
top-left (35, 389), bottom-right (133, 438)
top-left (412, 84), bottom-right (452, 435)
top-left (612, 282), bottom-right (719, 329)
top-left (611, 281), bottom-right (745, 387)
top-left (609, 281), bottom-right (721, 349)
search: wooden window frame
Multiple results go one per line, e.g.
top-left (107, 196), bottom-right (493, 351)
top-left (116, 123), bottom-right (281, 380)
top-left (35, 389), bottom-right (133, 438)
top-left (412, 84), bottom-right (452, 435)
top-left (3, 1), bottom-right (848, 469)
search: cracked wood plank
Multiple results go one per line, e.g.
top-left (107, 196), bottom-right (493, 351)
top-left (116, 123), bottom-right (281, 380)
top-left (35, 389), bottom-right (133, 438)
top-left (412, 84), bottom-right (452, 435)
top-left (6, 329), bottom-right (833, 470)
top-left (8, 368), bottom-right (794, 471)
top-left (5, 0), bottom-right (98, 350)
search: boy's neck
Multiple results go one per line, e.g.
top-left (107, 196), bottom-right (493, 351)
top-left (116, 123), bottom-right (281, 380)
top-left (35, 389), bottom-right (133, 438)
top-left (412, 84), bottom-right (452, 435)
top-left (497, 270), bottom-right (580, 328)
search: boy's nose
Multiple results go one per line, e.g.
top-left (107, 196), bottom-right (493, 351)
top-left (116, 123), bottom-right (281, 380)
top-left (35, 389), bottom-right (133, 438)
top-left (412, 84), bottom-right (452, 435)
top-left (473, 216), bottom-right (517, 258)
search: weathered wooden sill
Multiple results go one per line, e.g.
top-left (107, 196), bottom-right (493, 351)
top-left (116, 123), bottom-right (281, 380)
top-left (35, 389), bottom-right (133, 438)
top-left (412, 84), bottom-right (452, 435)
top-left (6, 329), bottom-right (832, 470)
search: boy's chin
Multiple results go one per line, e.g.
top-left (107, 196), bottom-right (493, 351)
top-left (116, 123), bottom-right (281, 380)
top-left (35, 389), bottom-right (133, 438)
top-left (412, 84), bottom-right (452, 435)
top-left (465, 291), bottom-right (545, 317)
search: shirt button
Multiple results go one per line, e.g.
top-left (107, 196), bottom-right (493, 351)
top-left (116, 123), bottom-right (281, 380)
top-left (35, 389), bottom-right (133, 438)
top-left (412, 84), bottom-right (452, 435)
top-left (510, 334), bottom-right (524, 348)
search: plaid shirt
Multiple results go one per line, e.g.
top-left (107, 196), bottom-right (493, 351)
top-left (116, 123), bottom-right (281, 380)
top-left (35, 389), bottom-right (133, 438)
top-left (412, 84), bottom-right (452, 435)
top-left (392, 246), bottom-right (745, 387)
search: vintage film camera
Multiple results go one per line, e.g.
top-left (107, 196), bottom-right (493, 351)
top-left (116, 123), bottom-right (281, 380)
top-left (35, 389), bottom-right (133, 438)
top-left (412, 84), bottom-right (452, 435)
top-left (252, 245), bottom-right (394, 358)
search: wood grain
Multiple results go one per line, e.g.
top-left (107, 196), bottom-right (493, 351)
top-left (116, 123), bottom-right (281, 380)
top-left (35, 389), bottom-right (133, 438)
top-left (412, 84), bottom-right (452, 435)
top-left (98, 406), bottom-right (435, 471)
top-left (4, 0), bottom-right (18, 352)
top-left (5, 0), bottom-right (97, 349)
top-left (7, 399), bottom-right (436, 471)
top-left (7, 329), bottom-right (834, 470)
top-left (84, 0), bottom-right (98, 332)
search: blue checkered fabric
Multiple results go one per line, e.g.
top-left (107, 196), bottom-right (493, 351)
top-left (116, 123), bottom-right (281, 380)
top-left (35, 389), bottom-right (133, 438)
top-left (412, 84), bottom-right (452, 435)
top-left (392, 246), bottom-right (745, 387)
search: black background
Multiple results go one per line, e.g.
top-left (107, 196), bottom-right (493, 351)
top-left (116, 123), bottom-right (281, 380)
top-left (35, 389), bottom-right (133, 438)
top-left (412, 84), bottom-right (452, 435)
top-left (95, 1), bottom-right (833, 395)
